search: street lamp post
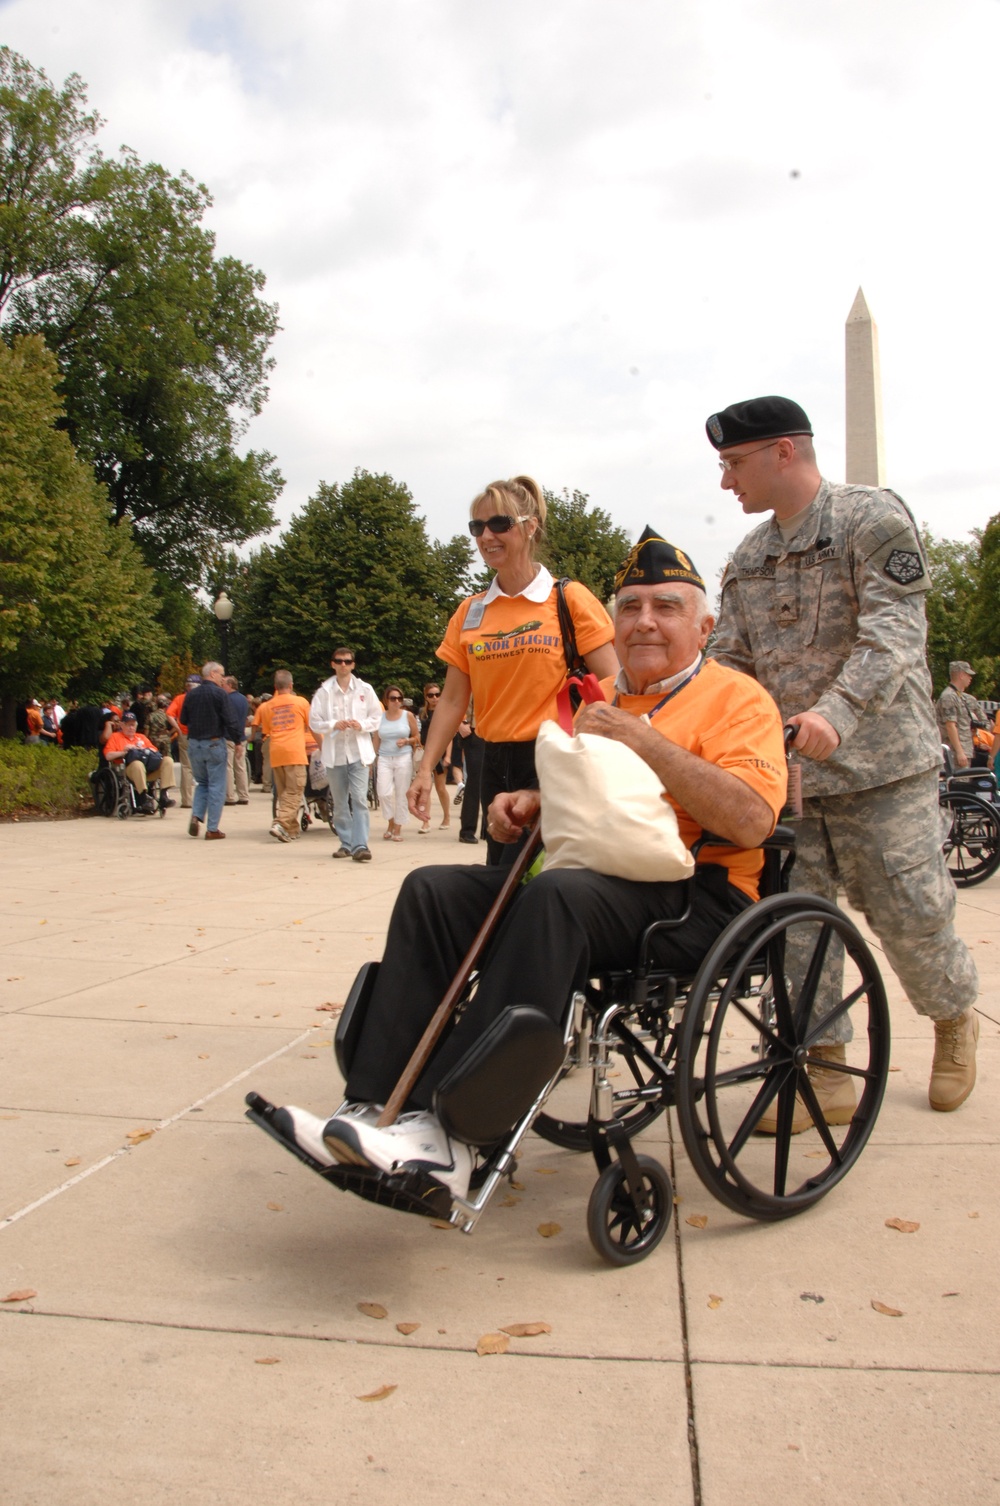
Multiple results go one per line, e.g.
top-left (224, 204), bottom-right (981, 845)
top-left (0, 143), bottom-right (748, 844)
top-left (213, 591), bottom-right (234, 671)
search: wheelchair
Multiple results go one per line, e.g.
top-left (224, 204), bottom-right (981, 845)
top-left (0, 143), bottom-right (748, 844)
top-left (938, 747), bottom-right (1000, 888)
top-left (90, 755), bottom-right (166, 820)
top-left (247, 824), bottom-right (890, 1265)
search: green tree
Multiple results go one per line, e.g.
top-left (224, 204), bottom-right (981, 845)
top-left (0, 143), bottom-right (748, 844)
top-left (0, 334), bottom-right (163, 735)
top-left (540, 488), bottom-right (631, 603)
top-left (1, 47), bottom-right (282, 588)
top-left (232, 470), bottom-right (472, 697)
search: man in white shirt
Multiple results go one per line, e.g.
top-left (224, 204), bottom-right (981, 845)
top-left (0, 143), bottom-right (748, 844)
top-left (309, 648), bottom-right (382, 861)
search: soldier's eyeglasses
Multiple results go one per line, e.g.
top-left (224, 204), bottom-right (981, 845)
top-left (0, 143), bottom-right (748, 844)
top-left (468, 515), bottom-right (529, 537)
top-left (718, 440), bottom-right (781, 472)
top-left (333, 657), bottom-right (354, 664)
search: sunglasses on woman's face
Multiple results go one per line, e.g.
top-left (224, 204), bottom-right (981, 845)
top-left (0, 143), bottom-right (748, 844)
top-left (425, 691), bottom-right (440, 699)
top-left (386, 694), bottom-right (402, 701)
top-left (468, 514), bottom-right (529, 538)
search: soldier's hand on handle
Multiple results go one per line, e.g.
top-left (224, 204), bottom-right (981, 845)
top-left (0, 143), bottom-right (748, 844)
top-left (785, 711), bottom-right (840, 761)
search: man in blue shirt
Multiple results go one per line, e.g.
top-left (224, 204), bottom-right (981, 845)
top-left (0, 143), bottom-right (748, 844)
top-left (180, 662), bottom-right (245, 840)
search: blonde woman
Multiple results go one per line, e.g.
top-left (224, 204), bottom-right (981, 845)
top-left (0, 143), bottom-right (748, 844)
top-left (409, 475), bottom-right (618, 863)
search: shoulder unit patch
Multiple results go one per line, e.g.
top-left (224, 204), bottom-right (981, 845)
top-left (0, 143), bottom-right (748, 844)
top-left (883, 549), bottom-right (924, 586)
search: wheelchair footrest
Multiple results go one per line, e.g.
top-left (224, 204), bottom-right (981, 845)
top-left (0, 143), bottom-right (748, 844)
top-left (245, 1093), bottom-right (452, 1220)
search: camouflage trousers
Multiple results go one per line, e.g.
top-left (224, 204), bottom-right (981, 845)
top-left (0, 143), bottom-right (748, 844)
top-left (788, 768), bottom-right (978, 1041)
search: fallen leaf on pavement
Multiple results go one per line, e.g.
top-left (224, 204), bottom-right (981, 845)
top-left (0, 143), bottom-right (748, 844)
top-left (198, 1054), bottom-right (209, 1060)
top-left (871, 1300), bottom-right (904, 1318)
top-left (499, 1195), bottom-right (520, 1207)
top-left (2, 1289), bottom-right (37, 1303)
top-left (266, 1202), bottom-right (283, 1212)
top-left (501, 1322), bottom-right (552, 1337)
top-left (476, 1333), bottom-right (510, 1356)
top-left (255, 1357), bottom-right (280, 1365)
top-left (885, 1217), bottom-right (920, 1234)
top-left (968, 1211), bottom-right (980, 1219)
top-left (358, 1384), bottom-right (397, 1401)
top-left (315, 1002), bottom-right (342, 1012)
top-left (510, 1179), bottom-right (525, 1190)
top-left (64, 1157), bottom-right (81, 1167)
top-left (396, 1322), bottom-right (420, 1336)
top-left (685, 1214), bottom-right (708, 1229)
top-left (430, 1220), bottom-right (454, 1230)
top-left (358, 1302), bottom-right (388, 1320)
top-left (534, 1167), bottom-right (558, 1175)
top-left (537, 1223), bottom-right (561, 1239)
top-left (126, 1128), bottom-right (154, 1144)
top-left (707, 1295), bottom-right (724, 1309)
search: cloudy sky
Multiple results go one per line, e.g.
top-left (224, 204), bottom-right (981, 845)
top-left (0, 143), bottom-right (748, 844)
top-left (4, 0), bottom-right (998, 593)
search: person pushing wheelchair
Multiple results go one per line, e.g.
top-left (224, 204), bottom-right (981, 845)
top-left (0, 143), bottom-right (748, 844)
top-left (272, 530), bottom-right (788, 1203)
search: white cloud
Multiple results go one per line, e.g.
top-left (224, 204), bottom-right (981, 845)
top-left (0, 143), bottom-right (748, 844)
top-left (3, 0), bottom-right (998, 594)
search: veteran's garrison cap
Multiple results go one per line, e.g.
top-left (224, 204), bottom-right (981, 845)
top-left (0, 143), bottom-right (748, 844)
top-left (614, 526), bottom-right (705, 592)
top-left (706, 395), bottom-right (813, 450)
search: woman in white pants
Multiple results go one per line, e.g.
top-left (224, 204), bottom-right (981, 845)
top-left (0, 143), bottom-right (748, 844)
top-left (374, 686), bottom-right (420, 840)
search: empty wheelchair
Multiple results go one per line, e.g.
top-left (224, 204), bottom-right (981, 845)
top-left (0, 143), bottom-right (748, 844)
top-left (247, 824), bottom-right (889, 1265)
top-left (939, 748), bottom-right (1000, 887)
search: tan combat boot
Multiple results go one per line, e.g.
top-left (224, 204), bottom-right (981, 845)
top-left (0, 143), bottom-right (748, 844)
top-left (756, 1044), bottom-right (857, 1135)
top-left (929, 1009), bottom-right (979, 1112)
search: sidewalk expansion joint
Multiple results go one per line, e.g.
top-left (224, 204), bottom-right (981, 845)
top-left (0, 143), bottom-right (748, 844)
top-left (0, 1027), bottom-right (315, 1231)
top-left (668, 1111), bottom-right (703, 1506)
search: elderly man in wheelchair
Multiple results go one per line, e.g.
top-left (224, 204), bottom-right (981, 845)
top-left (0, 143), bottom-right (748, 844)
top-left (101, 711), bottom-right (178, 815)
top-left (250, 530), bottom-right (888, 1261)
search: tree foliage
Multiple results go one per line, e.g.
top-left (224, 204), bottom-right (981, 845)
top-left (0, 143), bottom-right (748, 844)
top-left (0, 46), bottom-right (282, 588)
top-left (922, 525), bottom-right (1000, 700)
top-left (540, 488), bottom-right (631, 603)
top-left (231, 470), bottom-right (473, 698)
top-left (0, 333), bottom-right (163, 731)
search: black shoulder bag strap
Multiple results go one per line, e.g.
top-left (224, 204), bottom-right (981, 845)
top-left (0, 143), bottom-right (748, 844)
top-left (556, 577), bottom-right (588, 676)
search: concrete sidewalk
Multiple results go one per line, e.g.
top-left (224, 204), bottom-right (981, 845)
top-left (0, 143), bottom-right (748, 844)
top-left (2, 797), bottom-right (999, 1505)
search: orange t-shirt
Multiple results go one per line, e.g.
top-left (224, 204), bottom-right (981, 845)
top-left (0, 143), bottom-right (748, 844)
top-left (437, 580), bottom-right (613, 743)
top-left (605, 659), bottom-right (787, 901)
top-left (254, 693), bottom-right (313, 767)
top-left (167, 693), bottom-right (188, 735)
top-left (103, 730), bottom-right (157, 758)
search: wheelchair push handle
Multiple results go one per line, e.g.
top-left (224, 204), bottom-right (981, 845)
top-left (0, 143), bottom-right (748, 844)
top-left (782, 723), bottom-right (803, 819)
top-left (376, 820), bottom-right (545, 1128)
top-left (556, 673), bottom-right (606, 734)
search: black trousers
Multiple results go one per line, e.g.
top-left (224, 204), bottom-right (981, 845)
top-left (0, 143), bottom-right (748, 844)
top-left (480, 739), bottom-right (538, 865)
top-left (345, 861), bottom-right (749, 1114)
top-left (459, 730), bottom-right (484, 839)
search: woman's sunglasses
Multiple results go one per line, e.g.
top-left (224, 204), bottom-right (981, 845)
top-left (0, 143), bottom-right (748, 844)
top-left (468, 514), bottom-right (529, 538)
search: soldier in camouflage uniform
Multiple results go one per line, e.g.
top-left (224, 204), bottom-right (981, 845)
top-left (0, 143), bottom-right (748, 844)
top-left (145, 695), bottom-right (174, 759)
top-left (936, 661), bottom-right (983, 770)
top-left (705, 395), bottom-right (979, 1120)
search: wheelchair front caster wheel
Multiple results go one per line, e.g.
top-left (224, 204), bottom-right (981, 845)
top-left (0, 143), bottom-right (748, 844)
top-left (586, 1154), bottom-right (673, 1266)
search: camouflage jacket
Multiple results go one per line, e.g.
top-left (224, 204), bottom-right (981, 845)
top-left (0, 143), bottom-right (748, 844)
top-left (936, 685), bottom-right (984, 756)
top-left (145, 708), bottom-right (173, 757)
top-left (708, 479), bottom-right (941, 796)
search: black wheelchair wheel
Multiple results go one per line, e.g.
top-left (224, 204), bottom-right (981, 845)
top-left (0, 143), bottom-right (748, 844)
top-left (675, 893), bottom-right (889, 1221)
top-left (586, 1153), bottom-right (673, 1266)
top-left (940, 792), bottom-right (1000, 887)
top-left (533, 1012), bottom-right (668, 1151)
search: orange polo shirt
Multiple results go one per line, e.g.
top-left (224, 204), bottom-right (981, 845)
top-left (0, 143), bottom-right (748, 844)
top-left (438, 580), bottom-right (613, 743)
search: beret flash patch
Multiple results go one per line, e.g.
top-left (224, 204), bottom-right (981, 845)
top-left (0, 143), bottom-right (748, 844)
top-left (707, 414), bottom-right (724, 444)
top-left (883, 549), bottom-right (924, 585)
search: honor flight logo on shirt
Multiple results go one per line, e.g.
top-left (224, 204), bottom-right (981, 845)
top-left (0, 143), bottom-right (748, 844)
top-left (469, 620), bottom-right (549, 658)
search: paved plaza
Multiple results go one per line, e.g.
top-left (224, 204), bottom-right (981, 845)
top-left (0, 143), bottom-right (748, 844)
top-left (2, 798), bottom-right (999, 1505)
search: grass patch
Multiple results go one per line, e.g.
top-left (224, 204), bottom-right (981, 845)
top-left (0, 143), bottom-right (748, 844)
top-left (0, 742), bottom-right (95, 818)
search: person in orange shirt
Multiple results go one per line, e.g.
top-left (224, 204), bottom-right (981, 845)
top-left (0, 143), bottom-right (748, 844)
top-left (269, 530), bottom-right (786, 1202)
top-left (410, 475), bottom-right (619, 865)
top-left (102, 712), bottom-right (177, 814)
top-left (254, 670), bottom-right (314, 842)
top-left (166, 674), bottom-right (200, 808)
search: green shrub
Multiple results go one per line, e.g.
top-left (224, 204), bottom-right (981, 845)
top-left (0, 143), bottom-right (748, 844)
top-left (0, 742), bottom-right (95, 817)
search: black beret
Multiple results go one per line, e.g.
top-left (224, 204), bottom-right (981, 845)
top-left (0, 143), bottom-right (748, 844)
top-left (705, 395), bottom-right (813, 450)
top-left (614, 526), bottom-right (705, 592)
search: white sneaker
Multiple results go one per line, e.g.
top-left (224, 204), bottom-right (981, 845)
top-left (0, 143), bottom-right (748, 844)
top-left (324, 1107), bottom-right (473, 1201)
top-left (269, 821), bottom-right (291, 843)
top-left (271, 1105), bottom-right (336, 1167)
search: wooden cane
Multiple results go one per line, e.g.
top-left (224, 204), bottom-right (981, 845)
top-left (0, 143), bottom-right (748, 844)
top-left (376, 820), bottom-right (544, 1127)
